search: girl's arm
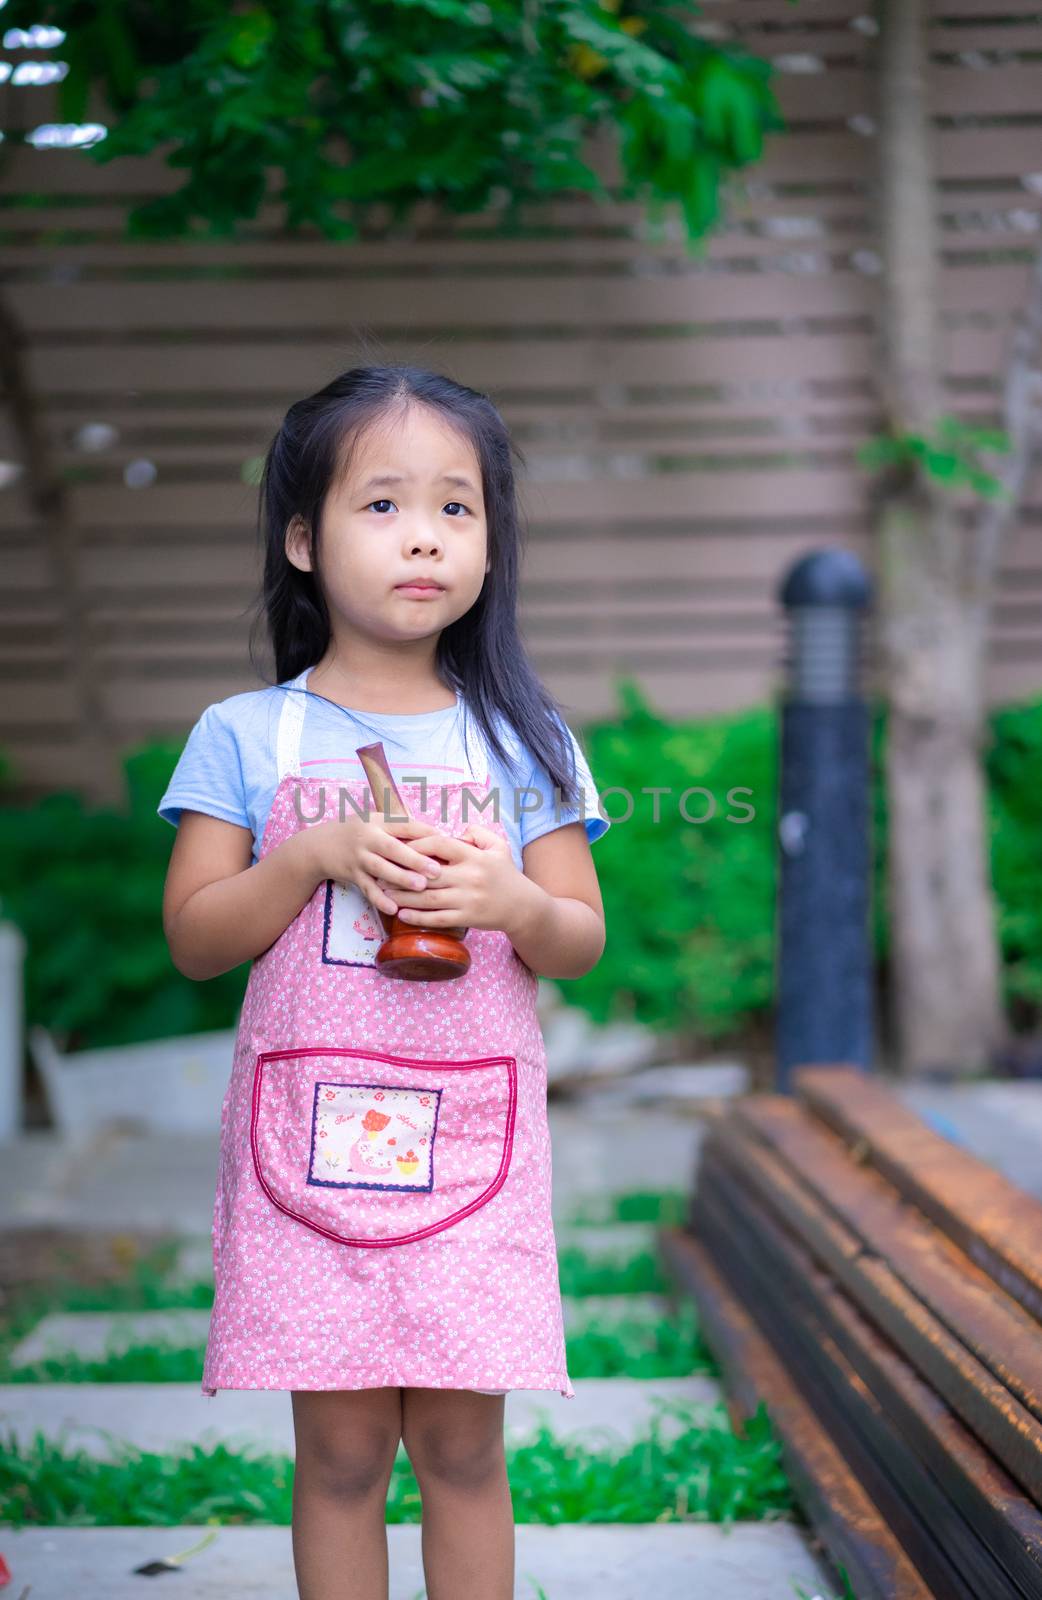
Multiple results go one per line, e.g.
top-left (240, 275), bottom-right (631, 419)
top-left (162, 812), bottom-right (320, 981)
top-left (507, 822), bottom-right (606, 981)
top-left (162, 810), bottom-right (444, 982)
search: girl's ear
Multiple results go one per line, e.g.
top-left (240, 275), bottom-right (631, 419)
top-left (285, 513), bottom-right (313, 573)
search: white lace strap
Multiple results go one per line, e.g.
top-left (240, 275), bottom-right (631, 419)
top-left (275, 672), bottom-right (308, 781)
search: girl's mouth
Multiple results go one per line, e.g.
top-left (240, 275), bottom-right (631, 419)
top-left (395, 584), bottom-right (444, 597)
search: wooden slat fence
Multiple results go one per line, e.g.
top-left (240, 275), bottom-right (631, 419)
top-left (1, 0), bottom-right (1041, 791)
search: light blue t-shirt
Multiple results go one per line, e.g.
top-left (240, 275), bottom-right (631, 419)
top-left (157, 670), bottom-right (610, 873)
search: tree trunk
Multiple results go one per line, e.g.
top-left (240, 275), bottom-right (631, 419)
top-left (875, 0), bottom-right (1006, 1076)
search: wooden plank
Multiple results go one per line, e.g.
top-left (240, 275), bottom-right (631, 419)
top-left (14, 400), bottom-right (902, 447)
top-left (6, 262), bottom-right (1035, 334)
top-left (658, 1225), bottom-right (935, 1600)
top-left (3, 272), bottom-right (880, 331)
top-left (705, 1115), bottom-right (1042, 1503)
top-left (707, 0), bottom-right (1039, 20)
top-left (1, 126), bottom-right (1036, 198)
top-left (15, 324), bottom-right (1022, 399)
top-left (4, 179), bottom-right (1038, 239)
top-left (769, 64), bottom-right (1042, 120)
top-left (928, 0), bottom-right (1042, 17)
top-left (793, 1065), bottom-right (1042, 1324)
top-left (698, 1150), bottom-right (1042, 1598)
top-left (17, 433), bottom-right (881, 472)
top-left (734, 1096), bottom-right (1042, 1425)
top-left (9, 222), bottom-right (1035, 267)
top-left (2, 228), bottom-right (903, 268)
top-left (20, 334), bottom-right (883, 396)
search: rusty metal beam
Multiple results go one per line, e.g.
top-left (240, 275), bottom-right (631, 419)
top-left (700, 1115), bottom-right (1042, 1503)
top-left (697, 1147), bottom-right (1042, 1598)
top-left (658, 1223), bottom-right (934, 1600)
top-left (794, 1065), bottom-right (1042, 1324)
top-left (693, 1186), bottom-right (1024, 1600)
top-left (733, 1095), bottom-right (1042, 1425)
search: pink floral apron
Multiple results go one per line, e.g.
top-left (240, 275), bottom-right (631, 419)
top-left (201, 680), bottom-right (575, 1400)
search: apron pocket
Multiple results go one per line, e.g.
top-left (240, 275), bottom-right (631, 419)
top-left (251, 1044), bottom-right (517, 1248)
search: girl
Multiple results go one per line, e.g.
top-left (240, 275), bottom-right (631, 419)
top-left (157, 364), bottom-right (610, 1600)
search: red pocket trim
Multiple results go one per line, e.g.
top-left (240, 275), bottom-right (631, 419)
top-left (250, 1045), bottom-right (518, 1248)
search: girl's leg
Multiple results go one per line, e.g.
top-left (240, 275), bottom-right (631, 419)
top-left (290, 1386), bottom-right (403, 1600)
top-left (400, 1387), bottom-right (514, 1600)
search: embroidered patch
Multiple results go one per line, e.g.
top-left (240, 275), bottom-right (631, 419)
top-left (321, 880), bottom-right (383, 968)
top-left (308, 1081), bottom-right (442, 1193)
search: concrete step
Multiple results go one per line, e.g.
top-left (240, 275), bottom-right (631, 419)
top-left (8, 1296), bottom-right (680, 1368)
top-left (562, 1293), bottom-right (673, 1333)
top-left (0, 1377), bottom-right (725, 1459)
top-left (557, 1222), bottom-right (659, 1257)
top-left (0, 1523), bottom-right (833, 1600)
top-left (8, 1309), bottom-right (213, 1369)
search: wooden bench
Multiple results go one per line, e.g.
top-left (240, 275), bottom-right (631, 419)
top-left (659, 1065), bottom-right (1042, 1600)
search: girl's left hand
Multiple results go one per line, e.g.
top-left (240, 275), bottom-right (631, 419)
top-left (375, 823), bottom-right (519, 932)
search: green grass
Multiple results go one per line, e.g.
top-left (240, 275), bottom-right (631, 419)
top-left (0, 1403), bottom-right (794, 1528)
top-left (2, 1338), bottom-right (209, 1385)
top-left (557, 1247), bottom-right (673, 1297)
top-left (567, 1301), bottom-right (717, 1379)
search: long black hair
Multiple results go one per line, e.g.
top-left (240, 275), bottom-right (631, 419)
top-left (247, 362), bottom-right (579, 803)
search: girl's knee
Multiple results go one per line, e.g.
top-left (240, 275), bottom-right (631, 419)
top-left (292, 1388), bottom-right (402, 1502)
top-left (401, 1393), bottom-right (506, 1492)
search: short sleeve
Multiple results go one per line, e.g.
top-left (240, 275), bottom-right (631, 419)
top-left (518, 719), bottom-right (610, 853)
top-left (157, 703), bottom-right (250, 833)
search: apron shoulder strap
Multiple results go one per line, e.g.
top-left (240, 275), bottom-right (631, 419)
top-left (275, 670), bottom-right (309, 782)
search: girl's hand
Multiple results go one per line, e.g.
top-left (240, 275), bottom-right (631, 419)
top-left (375, 822), bottom-right (519, 932)
top-left (302, 814), bottom-right (443, 918)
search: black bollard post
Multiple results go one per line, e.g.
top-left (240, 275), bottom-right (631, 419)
top-left (775, 549), bottom-right (874, 1091)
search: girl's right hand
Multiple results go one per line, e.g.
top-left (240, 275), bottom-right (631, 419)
top-left (301, 814), bottom-right (442, 917)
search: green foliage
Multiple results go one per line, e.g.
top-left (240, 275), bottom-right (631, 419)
top-left (986, 698), bottom-right (1042, 1020)
top-left (567, 676), bottom-right (776, 1040)
top-left (4, 688), bottom-right (1042, 1056)
top-left (4, 0), bottom-right (784, 245)
top-left (566, 680), bottom-right (1042, 1045)
top-left (857, 413), bottom-right (1012, 500)
top-left (557, 1245), bottom-right (672, 1297)
top-left (0, 742), bottom-right (249, 1052)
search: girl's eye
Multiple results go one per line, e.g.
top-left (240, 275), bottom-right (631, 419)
top-left (365, 500), bottom-right (471, 516)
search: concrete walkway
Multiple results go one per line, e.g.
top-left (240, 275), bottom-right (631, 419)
top-left (0, 1524), bottom-right (833, 1600)
top-left (0, 1101), bottom-right (843, 1597)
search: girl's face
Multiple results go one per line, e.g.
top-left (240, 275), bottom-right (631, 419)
top-left (285, 404), bottom-right (489, 648)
